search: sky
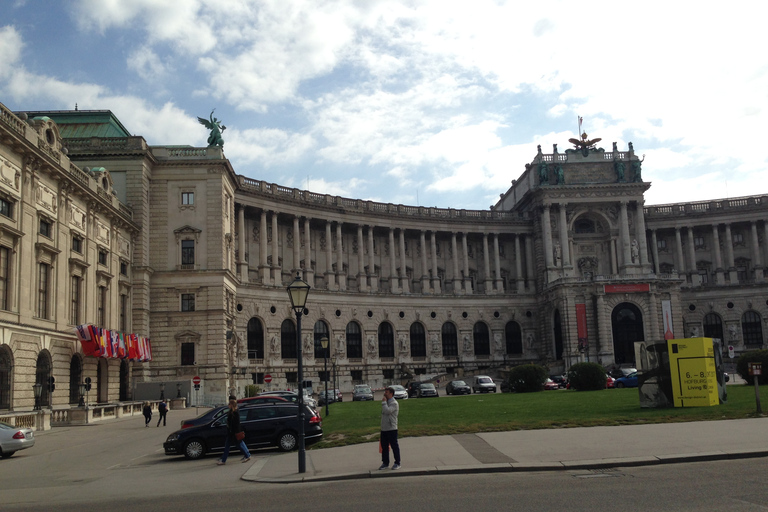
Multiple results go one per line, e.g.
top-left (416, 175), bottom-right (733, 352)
top-left (1, 1), bottom-right (767, 210)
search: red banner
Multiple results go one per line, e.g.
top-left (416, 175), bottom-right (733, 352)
top-left (604, 283), bottom-right (650, 293)
top-left (575, 303), bottom-right (588, 351)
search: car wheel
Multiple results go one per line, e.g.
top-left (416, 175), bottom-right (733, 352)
top-left (616, 382), bottom-right (625, 388)
top-left (183, 439), bottom-right (205, 460)
top-left (1, 449), bottom-right (15, 458)
top-left (277, 431), bottom-right (298, 451)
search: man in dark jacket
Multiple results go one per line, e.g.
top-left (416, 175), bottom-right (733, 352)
top-left (157, 400), bottom-right (168, 427)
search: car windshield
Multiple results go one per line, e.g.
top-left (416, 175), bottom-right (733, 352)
top-left (421, 384), bottom-right (435, 390)
top-left (355, 386), bottom-right (371, 393)
top-left (392, 385), bottom-right (405, 391)
top-left (478, 378), bottom-right (492, 383)
top-left (452, 381), bottom-right (466, 386)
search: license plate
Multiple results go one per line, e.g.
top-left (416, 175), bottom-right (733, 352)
top-left (25, 432), bottom-right (32, 439)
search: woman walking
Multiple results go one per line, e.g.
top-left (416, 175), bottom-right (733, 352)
top-left (217, 399), bottom-right (251, 465)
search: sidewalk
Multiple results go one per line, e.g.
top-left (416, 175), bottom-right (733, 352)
top-left (242, 417), bottom-right (768, 483)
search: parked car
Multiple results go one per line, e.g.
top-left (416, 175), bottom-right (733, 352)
top-left (317, 389), bottom-right (343, 405)
top-left (472, 375), bottom-right (496, 393)
top-left (605, 375), bottom-right (616, 389)
top-left (390, 384), bottom-right (408, 400)
top-left (543, 378), bottom-right (559, 390)
top-left (550, 375), bottom-right (567, 388)
top-left (165, 402), bottom-right (322, 460)
top-left (405, 382), bottom-right (424, 398)
top-left (614, 371), bottom-right (638, 388)
top-left (416, 383), bottom-right (439, 398)
top-left (255, 390), bottom-right (317, 408)
top-left (607, 366), bottom-right (637, 379)
top-left (352, 384), bottom-right (374, 401)
top-left (445, 380), bottom-right (471, 395)
top-left (0, 421), bottom-right (35, 458)
top-left (180, 396), bottom-right (290, 429)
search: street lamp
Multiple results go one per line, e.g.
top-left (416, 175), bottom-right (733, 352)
top-left (176, 383), bottom-right (182, 399)
top-left (287, 271), bottom-right (310, 474)
top-left (331, 355), bottom-right (337, 401)
top-left (321, 335), bottom-right (329, 417)
top-left (33, 382), bottom-right (42, 411)
top-left (78, 383), bottom-right (87, 407)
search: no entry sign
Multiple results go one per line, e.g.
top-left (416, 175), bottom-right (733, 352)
top-left (264, 374), bottom-right (272, 383)
top-left (192, 376), bottom-right (201, 385)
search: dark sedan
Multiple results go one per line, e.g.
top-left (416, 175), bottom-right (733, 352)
top-left (165, 402), bottom-right (322, 460)
top-left (445, 380), bottom-right (471, 395)
top-left (416, 383), bottom-right (439, 398)
top-left (179, 396), bottom-right (288, 430)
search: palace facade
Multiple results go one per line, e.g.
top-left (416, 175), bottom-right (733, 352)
top-left (1, 101), bottom-right (766, 411)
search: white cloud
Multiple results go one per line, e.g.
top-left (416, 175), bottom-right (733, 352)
top-left (0, 26), bottom-right (22, 77)
top-left (127, 46), bottom-right (169, 83)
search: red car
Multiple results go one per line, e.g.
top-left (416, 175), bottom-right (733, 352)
top-left (605, 375), bottom-right (615, 389)
top-left (543, 378), bottom-right (559, 390)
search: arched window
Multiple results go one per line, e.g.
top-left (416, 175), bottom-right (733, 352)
top-left (442, 322), bottom-right (458, 357)
top-left (314, 320), bottom-right (330, 359)
top-left (742, 311), bottom-right (764, 346)
top-left (281, 319), bottom-right (297, 359)
top-left (69, 354), bottom-right (82, 404)
top-left (505, 321), bottom-right (523, 354)
top-left (473, 322), bottom-right (490, 355)
top-left (703, 313), bottom-right (724, 341)
top-left (35, 350), bottom-right (52, 407)
top-left (119, 359), bottom-right (130, 402)
top-left (247, 317), bottom-right (264, 359)
top-left (379, 323), bottom-right (394, 358)
top-left (410, 323), bottom-right (426, 357)
top-left (0, 345), bottom-right (12, 410)
top-left (346, 322), bottom-right (362, 358)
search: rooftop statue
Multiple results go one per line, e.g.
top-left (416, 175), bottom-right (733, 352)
top-left (198, 109), bottom-right (226, 147)
top-left (568, 131), bottom-right (602, 157)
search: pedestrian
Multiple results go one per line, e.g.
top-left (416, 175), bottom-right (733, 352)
top-left (142, 402), bottom-right (152, 428)
top-left (216, 399), bottom-right (251, 465)
top-left (156, 399), bottom-right (168, 427)
top-left (379, 386), bottom-right (401, 470)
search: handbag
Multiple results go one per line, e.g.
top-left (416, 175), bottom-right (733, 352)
top-left (235, 431), bottom-right (245, 441)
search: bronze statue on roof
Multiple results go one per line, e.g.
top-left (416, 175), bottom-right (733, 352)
top-left (568, 117), bottom-right (602, 156)
top-left (198, 109), bottom-right (226, 147)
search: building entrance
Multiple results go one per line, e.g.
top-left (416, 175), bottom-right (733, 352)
top-left (611, 303), bottom-right (644, 365)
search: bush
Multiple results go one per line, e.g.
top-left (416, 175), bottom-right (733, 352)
top-left (736, 350), bottom-right (768, 385)
top-left (506, 364), bottom-right (547, 393)
top-left (567, 362), bottom-right (607, 391)
top-left (244, 384), bottom-right (261, 398)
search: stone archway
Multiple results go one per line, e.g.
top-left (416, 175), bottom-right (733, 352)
top-left (611, 303), bottom-right (644, 365)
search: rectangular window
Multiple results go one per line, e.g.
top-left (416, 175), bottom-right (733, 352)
top-left (38, 263), bottom-right (49, 318)
top-left (181, 293), bottom-right (195, 312)
top-left (120, 261), bottom-right (128, 276)
top-left (254, 373), bottom-right (264, 385)
top-left (694, 236), bottom-right (705, 249)
top-left (285, 371), bottom-right (297, 384)
top-left (70, 275), bottom-right (81, 324)
top-left (733, 233), bottom-right (744, 244)
top-left (97, 286), bottom-right (106, 326)
top-left (120, 294), bottom-right (127, 332)
top-left (181, 343), bottom-right (195, 366)
top-left (0, 246), bottom-right (9, 311)
top-left (98, 250), bottom-right (108, 266)
top-left (181, 240), bottom-right (195, 266)
top-left (657, 239), bottom-right (667, 250)
top-left (351, 370), bottom-right (362, 382)
top-left (319, 371), bottom-right (330, 382)
top-left (72, 236), bottom-right (82, 254)
top-left (181, 192), bottom-right (194, 205)
top-left (39, 219), bottom-right (52, 238)
top-left (0, 198), bottom-right (13, 218)
top-left (698, 269), bottom-right (709, 285)
top-left (382, 369), bottom-right (394, 379)
top-left (737, 265), bottom-right (748, 282)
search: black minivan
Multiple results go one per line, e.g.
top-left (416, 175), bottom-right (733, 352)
top-left (164, 402), bottom-right (322, 460)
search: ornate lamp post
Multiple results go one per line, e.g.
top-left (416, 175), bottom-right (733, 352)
top-left (287, 271), bottom-right (310, 474)
top-left (33, 382), bottom-right (42, 411)
top-left (78, 383), bottom-right (87, 407)
top-left (159, 382), bottom-right (165, 400)
top-left (331, 355), bottom-right (337, 399)
top-left (321, 336), bottom-right (329, 417)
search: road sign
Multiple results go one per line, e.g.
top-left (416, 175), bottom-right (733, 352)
top-left (749, 363), bottom-right (762, 376)
top-left (194, 384), bottom-right (200, 390)
top-left (192, 376), bottom-right (201, 385)
top-left (728, 345), bottom-right (735, 358)
top-left (264, 374), bottom-right (272, 383)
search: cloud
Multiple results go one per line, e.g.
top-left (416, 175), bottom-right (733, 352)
top-left (127, 46), bottom-right (170, 83)
top-left (0, 26), bottom-right (22, 77)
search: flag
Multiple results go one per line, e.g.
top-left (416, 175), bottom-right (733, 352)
top-left (110, 330), bottom-right (120, 359)
top-left (145, 338), bottom-right (152, 361)
top-left (96, 327), bottom-right (108, 357)
top-left (117, 332), bottom-right (127, 359)
top-left (75, 325), bottom-right (100, 357)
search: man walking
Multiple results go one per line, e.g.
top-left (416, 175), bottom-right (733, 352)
top-left (379, 386), bottom-right (401, 470)
top-left (157, 399), bottom-right (168, 427)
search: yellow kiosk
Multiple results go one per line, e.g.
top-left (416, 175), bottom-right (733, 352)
top-left (667, 337), bottom-right (723, 407)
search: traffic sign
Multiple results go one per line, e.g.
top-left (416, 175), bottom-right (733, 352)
top-left (192, 376), bottom-right (201, 385)
top-left (728, 345), bottom-right (735, 359)
top-left (264, 374), bottom-right (272, 383)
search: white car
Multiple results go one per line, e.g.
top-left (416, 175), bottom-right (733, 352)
top-left (0, 421), bottom-right (35, 458)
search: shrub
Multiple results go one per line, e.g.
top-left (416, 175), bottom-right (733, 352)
top-left (244, 384), bottom-right (261, 397)
top-left (736, 350), bottom-right (768, 385)
top-left (506, 364), bottom-right (547, 393)
top-left (567, 362), bottom-right (607, 391)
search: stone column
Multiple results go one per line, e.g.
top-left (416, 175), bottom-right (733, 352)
top-left (304, 217), bottom-right (313, 286)
top-left (368, 226), bottom-right (378, 291)
top-left (542, 205), bottom-right (554, 268)
top-left (724, 223), bottom-right (736, 282)
top-left (462, 233), bottom-right (472, 294)
top-left (558, 204), bottom-right (570, 268)
top-left (293, 216), bottom-right (301, 274)
top-left (389, 228), bottom-right (398, 293)
top-left (515, 234), bottom-right (524, 293)
top-left (483, 234), bottom-right (492, 294)
top-left (399, 229), bottom-right (409, 293)
top-left (336, 223), bottom-right (346, 290)
top-left (493, 234), bottom-right (503, 292)
top-left (596, 293), bottom-right (606, 357)
top-left (686, 227), bottom-right (699, 285)
top-left (271, 212), bottom-right (280, 284)
top-left (525, 235), bottom-right (535, 291)
top-left (712, 224), bottom-right (724, 283)
top-left (751, 221), bottom-right (764, 280)
top-left (420, 231), bottom-right (429, 293)
top-left (619, 201), bottom-right (632, 269)
top-left (431, 232), bottom-right (441, 294)
top-left (325, 221), bottom-right (335, 289)
top-left (649, 291), bottom-right (660, 341)
top-left (635, 202), bottom-right (649, 266)
top-left (260, 211), bottom-right (269, 284)
top-left (650, 230), bottom-right (660, 274)
top-left (451, 232), bottom-right (461, 294)
top-left (357, 225), bottom-right (366, 292)
top-left (674, 227), bottom-right (685, 274)
top-left (237, 205), bottom-right (248, 283)
top-left (610, 239), bottom-right (618, 274)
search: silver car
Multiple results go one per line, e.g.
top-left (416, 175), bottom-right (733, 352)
top-left (0, 421), bottom-right (35, 458)
top-left (390, 384), bottom-right (408, 400)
